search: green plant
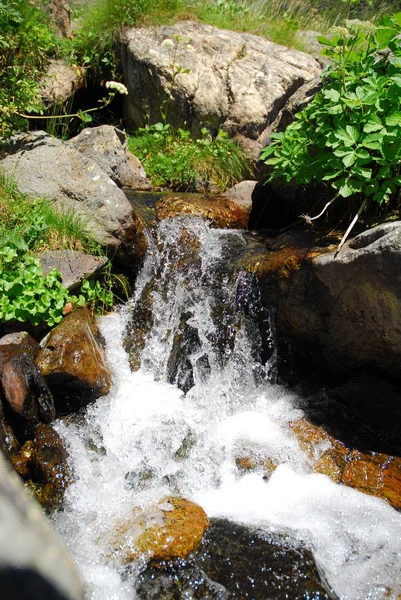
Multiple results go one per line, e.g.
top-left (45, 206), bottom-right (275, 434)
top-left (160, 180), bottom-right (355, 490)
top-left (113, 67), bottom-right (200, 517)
top-left (261, 11), bottom-right (401, 250)
top-left (0, 173), bottom-right (102, 255)
top-left (128, 124), bottom-right (252, 190)
top-left (0, 0), bottom-right (62, 136)
top-left (0, 241), bottom-right (69, 326)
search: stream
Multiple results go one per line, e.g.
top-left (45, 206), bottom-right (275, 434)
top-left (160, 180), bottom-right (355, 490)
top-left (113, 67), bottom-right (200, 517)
top-left (53, 217), bottom-right (401, 600)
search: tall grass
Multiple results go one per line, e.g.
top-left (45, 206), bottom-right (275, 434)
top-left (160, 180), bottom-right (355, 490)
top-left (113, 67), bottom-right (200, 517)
top-left (0, 173), bottom-right (101, 255)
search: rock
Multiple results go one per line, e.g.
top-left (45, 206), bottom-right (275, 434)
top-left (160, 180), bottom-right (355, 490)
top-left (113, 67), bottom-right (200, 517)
top-left (120, 21), bottom-right (321, 153)
top-left (47, 0), bottom-right (72, 38)
top-left (0, 451), bottom-right (84, 600)
top-left (40, 59), bottom-right (84, 106)
top-left (0, 131), bottom-right (145, 264)
top-left (0, 332), bottom-right (40, 355)
top-left (31, 423), bottom-right (71, 510)
top-left (36, 308), bottom-right (111, 412)
top-left (242, 222), bottom-right (401, 380)
top-left (294, 31), bottom-right (331, 68)
top-left (0, 344), bottom-right (55, 424)
top-left (111, 497), bottom-right (209, 563)
top-left (155, 191), bottom-right (251, 229)
top-left (137, 519), bottom-right (334, 599)
top-left (39, 249), bottom-right (108, 292)
top-left (290, 417), bottom-right (401, 510)
top-left (67, 126), bottom-right (152, 190)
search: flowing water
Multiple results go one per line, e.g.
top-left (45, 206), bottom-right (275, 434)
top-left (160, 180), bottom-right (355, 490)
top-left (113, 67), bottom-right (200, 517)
top-left (53, 217), bottom-right (401, 600)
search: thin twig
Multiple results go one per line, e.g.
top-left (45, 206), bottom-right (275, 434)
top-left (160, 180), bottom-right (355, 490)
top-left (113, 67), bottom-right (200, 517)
top-left (335, 196), bottom-right (368, 256)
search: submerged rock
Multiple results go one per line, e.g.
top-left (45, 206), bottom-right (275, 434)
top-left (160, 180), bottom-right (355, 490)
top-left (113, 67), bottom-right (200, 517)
top-left (120, 21), bottom-right (321, 153)
top-left (111, 497), bottom-right (209, 564)
top-left (136, 519), bottom-right (335, 599)
top-left (36, 308), bottom-right (111, 413)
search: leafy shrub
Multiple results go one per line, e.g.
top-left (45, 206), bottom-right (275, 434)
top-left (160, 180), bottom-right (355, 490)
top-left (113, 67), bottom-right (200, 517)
top-left (128, 124), bottom-right (253, 191)
top-left (0, 0), bottom-right (62, 136)
top-left (261, 13), bottom-right (401, 246)
top-left (0, 241), bottom-right (69, 326)
top-left (0, 174), bottom-right (113, 326)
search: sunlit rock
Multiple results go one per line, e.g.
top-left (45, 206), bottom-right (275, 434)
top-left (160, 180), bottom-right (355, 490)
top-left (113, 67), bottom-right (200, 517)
top-left (111, 497), bottom-right (209, 563)
top-left (36, 308), bottom-right (111, 413)
top-left (120, 21), bottom-right (321, 154)
top-left (67, 125), bottom-right (151, 190)
top-left (290, 417), bottom-right (401, 510)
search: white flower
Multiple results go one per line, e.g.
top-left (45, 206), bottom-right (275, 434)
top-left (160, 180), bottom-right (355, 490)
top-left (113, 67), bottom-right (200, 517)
top-left (185, 44), bottom-right (195, 52)
top-left (105, 81), bottom-right (129, 95)
top-left (161, 38), bottom-right (175, 49)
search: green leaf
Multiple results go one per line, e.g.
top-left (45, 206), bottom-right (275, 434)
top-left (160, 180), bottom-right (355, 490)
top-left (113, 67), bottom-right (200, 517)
top-left (363, 117), bottom-right (383, 133)
top-left (375, 27), bottom-right (399, 48)
top-left (322, 88), bottom-right (340, 102)
top-left (385, 111), bottom-right (401, 127)
top-left (317, 35), bottom-right (335, 46)
top-left (390, 74), bottom-right (401, 87)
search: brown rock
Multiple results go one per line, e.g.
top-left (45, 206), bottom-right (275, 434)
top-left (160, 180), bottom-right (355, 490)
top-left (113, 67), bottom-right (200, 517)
top-left (11, 453), bottom-right (31, 479)
top-left (36, 308), bottom-right (111, 410)
top-left (290, 417), bottom-right (401, 510)
top-left (112, 497), bottom-right (209, 563)
top-left (156, 193), bottom-right (250, 229)
top-left (0, 332), bottom-right (40, 356)
top-left (0, 345), bottom-right (55, 423)
top-left (32, 423), bottom-right (71, 510)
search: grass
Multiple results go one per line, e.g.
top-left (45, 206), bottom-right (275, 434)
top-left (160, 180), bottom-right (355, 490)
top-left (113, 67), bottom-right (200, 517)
top-left (128, 125), bottom-right (253, 191)
top-left (0, 173), bottom-right (102, 256)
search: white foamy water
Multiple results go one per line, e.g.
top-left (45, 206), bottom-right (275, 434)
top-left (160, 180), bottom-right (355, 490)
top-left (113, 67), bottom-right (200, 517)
top-left (53, 218), bottom-right (401, 600)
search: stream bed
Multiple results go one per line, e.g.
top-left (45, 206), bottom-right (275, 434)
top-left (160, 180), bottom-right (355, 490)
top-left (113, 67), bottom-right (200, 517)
top-left (53, 217), bottom-right (401, 600)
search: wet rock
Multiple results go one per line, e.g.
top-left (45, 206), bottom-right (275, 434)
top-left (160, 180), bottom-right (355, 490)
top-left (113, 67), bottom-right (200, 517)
top-left (31, 423), bottom-right (71, 510)
top-left (67, 125), bottom-right (151, 190)
top-left (137, 519), bottom-right (335, 600)
top-left (0, 398), bottom-right (20, 459)
top-left (136, 560), bottom-right (232, 599)
top-left (36, 308), bottom-right (111, 413)
top-left (0, 332), bottom-right (40, 355)
top-left (0, 344), bottom-right (55, 424)
top-left (39, 250), bottom-right (108, 292)
top-left (290, 417), bottom-right (401, 510)
top-left (0, 131), bottom-right (143, 264)
top-left (111, 497), bottom-right (209, 563)
top-left (242, 223), bottom-right (401, 381)
top-left (0, 451), bottom-right (84, 600)
top-left (120, 21), bottom-right (321, 153)
top-left (155, 192), bottom-right (251, 230)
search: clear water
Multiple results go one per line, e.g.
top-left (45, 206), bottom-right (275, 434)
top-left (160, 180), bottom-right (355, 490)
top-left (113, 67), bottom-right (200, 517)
top-left (53, 217), bottom-right (401, 600)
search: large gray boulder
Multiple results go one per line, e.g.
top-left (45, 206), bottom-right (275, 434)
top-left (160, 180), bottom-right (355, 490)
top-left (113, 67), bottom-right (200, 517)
top-left (67, 125), bottom-right (151, 190)
top-left (253, 221), bottom-right (401, 379)
top-left (119, 21), bottom-right (321, 154)
top-left (0, 451), bottom-right (84, 600)
top-left (0, 131), bottom-right (145, 263)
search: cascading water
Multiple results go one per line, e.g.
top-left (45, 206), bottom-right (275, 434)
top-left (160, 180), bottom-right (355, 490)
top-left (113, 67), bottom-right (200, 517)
top-left (53, 216), bottom-right (401, 600)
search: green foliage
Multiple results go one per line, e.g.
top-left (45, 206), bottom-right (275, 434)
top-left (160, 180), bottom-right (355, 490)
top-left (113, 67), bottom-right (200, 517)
top-left (128, 124), bottom-right (252, 191)
top-left (0, 173), bottom-right (101, 255)
top-left (0, 0), bottom-right (62, 136)
top-left (0, 240), bottom-right (69, 327)
top-left (261, 13), bottom-right (401, 230)
top-left (0, 173), bottom-right (113, 326)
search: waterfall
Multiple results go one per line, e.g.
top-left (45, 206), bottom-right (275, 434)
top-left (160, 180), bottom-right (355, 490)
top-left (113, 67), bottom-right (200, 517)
top-left (53, 217), bottom-right (401, 600)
